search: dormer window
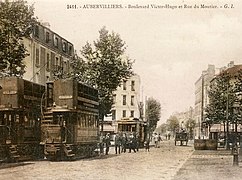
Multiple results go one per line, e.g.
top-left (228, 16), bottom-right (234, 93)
top-left (54, 35), bottom-right (59, 47)
top-left (62, 41), bottom-right (67, 52)
top-left (45, 31), bottom-right (50, 43)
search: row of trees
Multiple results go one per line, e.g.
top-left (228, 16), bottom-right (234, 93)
top-left (157, 115), bottom-right (196, 139)
top-left (0, 0), bottom-right (162, 134)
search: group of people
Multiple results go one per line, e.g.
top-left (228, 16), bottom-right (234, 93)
top-left (99, 132), bottom-right (140, 155)
top-left (153, 133), bottom-right (162, 148)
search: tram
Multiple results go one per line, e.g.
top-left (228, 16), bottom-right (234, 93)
top-left (0, 77), bottom-right (45, 162)
top-left (117, 117), bottom-right (147, 147)
top-left (41, 79), bottom-right (99, 160)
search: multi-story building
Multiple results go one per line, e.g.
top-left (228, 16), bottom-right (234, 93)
top-left (23, 22), bottom-right (74, 85)
top-left (194, 64), bottom-right (215, 139)
top-left (103, 74), bottom-right (142, 133)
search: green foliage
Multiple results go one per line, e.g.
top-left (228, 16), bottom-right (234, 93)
top-left (79, 27), bottom-right (134, 119)
top-left (0, 0), bottom-right (36, 77)
top-left (166, 115), bottom-right (179, 133)
top-left (205, 71), bottom-right (239, 125)
top-left (146, 97), bottom-right (161, 132)
top-left (185, 118), bottom-right (196, 130)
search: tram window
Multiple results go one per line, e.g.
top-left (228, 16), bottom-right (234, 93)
top-left (78, 115), bottom-right (81, 128)
top-left (9, 114), bottom-right (12, 121)
top-left (15, 114), bottom-right (19, 123)
top-left (90, 115), bottom-right (94, 128)
top-left (85, 116), bottom-right (88, 127)
top-left (88, 115), bottom-right (91, 127)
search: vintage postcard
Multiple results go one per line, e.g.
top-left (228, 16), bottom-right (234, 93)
top-left (0, 0), bottom-right (242, 179)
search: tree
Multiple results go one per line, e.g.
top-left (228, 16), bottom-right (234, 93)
top-left (146, 97), bottom-right (161, 134)
top-left (0, 0), bottom-right (36, 77)
top-left (205, 71), bottom-right (238, 148)
top-left (185, 118), bottom-right (196, 139)
top-left (166, 115), bottom-right (179, 136)
top-left (156, 123), bottom-right (167, 135)
top-left (80, 27), bottom-right (134, 132)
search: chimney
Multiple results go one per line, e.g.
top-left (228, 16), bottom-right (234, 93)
top-left (228, 61), bottom-right (234, 68)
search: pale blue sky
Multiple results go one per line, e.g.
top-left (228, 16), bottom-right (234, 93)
top-left (27, 0), bottom-right (242, 123)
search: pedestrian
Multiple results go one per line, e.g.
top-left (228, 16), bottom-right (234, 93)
top-left (144, 139), bottom-right (150, 152)
top-left (99, 134), bottom-right (105, 155)
top-left (128, 133), bottom-right (136, 153)
top-left (158, 134), bottom-right (162, 148)
top-left (114, 133), bottom-right (121, 154)
top-left (154, 133), bottom-right (159, 148)
top-left (104, 133), bottom-right (111, 155)
top-left (134, 133), bottom-right (139, 152)
top-left (121, 133), bottom-right (127, 153)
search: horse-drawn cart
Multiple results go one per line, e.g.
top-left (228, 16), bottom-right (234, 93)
top-left (175, 132), bottom-right (188, 146)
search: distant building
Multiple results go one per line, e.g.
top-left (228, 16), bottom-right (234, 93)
top-left (102, 74), bottom-right (142, 134)
top-left (172, 107), bottom-right (194, 125)
top-left (23, 22), bottom-right (74, 85)
top-left (194, 64), bottom-right (215, 139)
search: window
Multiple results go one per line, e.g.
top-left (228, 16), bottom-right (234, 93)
top-left (130, 111), bottom-right (134, 117)
top-left (34, 25), bottom-right (39, 38)
top-left (131, 81), bottom-right (135, 91)
top-left (45, 31), bottom-right (50, 43)
top-left (35, 48), bottom-right (39, 66)
top-left (131, 95), bottom-right (134, 106)
top-left (69, 45), bottom-right (73, 55)
top-left (46, 53), bottom-right (50, 71)
top-left (123, 80), bottom-right (127, 90)
top-left (113, 94), bottom-right (116, 104)
top-left (55, 57), bottom-right (59, 70)
top-left (40, 47), bottom-right (45, 67)
top-left (51, 52), bottom-right (55, 69)
top-left (122, 110), bottom-right (126, 118)
top-left (54, 36), bottom-right (59, 47)
top-left (60, 56), bottom-right (63, 68)
top-left (112, 110), bottom-right (116, 120)
top-left (62, 41), bottom-right (67, 52)
top-left (123, 95), bottom-right (126, 105)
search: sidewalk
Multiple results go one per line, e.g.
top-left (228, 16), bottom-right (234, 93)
top-left (173, 148), bottom-right (242, 180)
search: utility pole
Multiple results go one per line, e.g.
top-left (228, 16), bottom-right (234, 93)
top-left (225, 80), bottom-right (229, 150)
top-left (200, 74), bottom-right (204, 139)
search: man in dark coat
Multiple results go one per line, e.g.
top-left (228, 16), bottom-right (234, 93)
top-left (105, 133), bottom-right (111, 155)
top-left (128, 133), bottom-right (136, 153)
top-left (114, 133), bottom-right (122, 154)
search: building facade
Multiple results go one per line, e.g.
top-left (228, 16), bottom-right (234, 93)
top-left (194, 64), bottom-right (215, 139)
top-left (23, 22), bottom-right (74, 85)
top-left (103, 74), bottom-right (142, 133)
top-left (172, 106), bottom-right (195, 125)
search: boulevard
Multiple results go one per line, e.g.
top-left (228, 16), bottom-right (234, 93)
top-left (0, 140), bottom-right (193, 180)
top-left (1, 140), bottom-right (242, 180)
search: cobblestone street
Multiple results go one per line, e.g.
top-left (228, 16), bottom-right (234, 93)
top-left (0, 140), bottom-right (193, 180)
